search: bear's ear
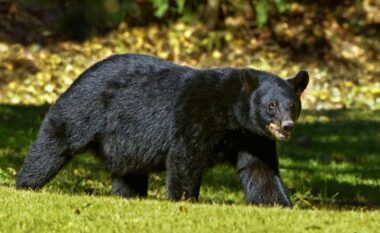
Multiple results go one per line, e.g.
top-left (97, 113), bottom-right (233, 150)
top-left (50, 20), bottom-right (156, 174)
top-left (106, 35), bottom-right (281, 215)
top-left (240, 69), bottom-right (259, 94)
top-left (287, 70), bottom-right (309, 96)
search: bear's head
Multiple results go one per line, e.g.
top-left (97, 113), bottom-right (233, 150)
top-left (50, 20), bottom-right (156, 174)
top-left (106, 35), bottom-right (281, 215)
top-left (238, 69), bottom-right (309, 141)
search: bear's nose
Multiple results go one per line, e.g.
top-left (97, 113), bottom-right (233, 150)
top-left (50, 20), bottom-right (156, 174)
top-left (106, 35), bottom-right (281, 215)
top-left (281, 121), bottom-right (294, 132)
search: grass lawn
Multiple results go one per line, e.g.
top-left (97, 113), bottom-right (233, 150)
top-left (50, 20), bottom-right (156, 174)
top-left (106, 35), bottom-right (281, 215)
top-left (0, 104), bottom-right (379, 232)
top-left (1, 186), bottom-right (379, 233)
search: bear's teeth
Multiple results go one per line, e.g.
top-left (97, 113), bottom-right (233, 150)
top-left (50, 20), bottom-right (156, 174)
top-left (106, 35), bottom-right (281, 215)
top-left (268, 123), bottom-right (291, 140)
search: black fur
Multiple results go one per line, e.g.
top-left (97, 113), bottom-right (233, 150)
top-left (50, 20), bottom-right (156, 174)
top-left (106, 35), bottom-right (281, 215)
top-left (16, 54), bottom-right (309, 207)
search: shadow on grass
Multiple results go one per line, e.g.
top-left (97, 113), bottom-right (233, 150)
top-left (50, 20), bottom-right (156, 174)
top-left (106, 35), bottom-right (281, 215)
top-left (0, 105), bottom-right (49, 167)
top-left (0, 104), bottom-right (379, 209)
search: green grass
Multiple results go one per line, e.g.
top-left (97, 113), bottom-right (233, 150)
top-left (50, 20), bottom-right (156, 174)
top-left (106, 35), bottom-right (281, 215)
top-left (0, 187), bottom-right (379, 233)
top-left (0, 105), bottom-right (379, 232)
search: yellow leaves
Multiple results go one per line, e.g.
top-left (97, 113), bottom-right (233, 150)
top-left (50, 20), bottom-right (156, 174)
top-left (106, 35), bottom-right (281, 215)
top-left (212, 50), bottom-right (222, 59)
top-left (318, 92), bottom-right (329, 101)
top-left (344, 81), bottom-right (354, 88)
top-left (35, 72), bottom-right (50, 81)
top-left (371, 87), bottom-right (380, 95)
top-left (50, 54), bottom-right (62, 66)
top-left (0, 43), bottom-right (8, 53)
top-left (340, 43), bottom-right (365, 60)
top-left (91, 43), bottom-right (104, 51)
top-left (157, 51), bottom-right (170, 59)
top-left (64, 64), bottom-right (74, 72)
top-left (7, 81), bottom-right (17, 90)
top-left (363, 0), bottom-right (380, 24)
top-left (0, 22), bottom-right (379, 110)
top-left (44, 84), bottom-right (54, 93)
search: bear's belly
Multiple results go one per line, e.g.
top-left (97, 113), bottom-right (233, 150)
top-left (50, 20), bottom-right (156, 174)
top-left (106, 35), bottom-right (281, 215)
top-left (99, 144), bottom-right (169, 175)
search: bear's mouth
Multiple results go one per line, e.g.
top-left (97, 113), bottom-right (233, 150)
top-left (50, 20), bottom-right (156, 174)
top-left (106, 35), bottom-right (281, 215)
top-left (267, 123), bottom-right (291, 141)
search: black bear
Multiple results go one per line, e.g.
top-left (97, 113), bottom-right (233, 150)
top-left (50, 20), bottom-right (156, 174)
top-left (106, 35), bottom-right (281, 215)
top-left (16, 54), bottom-right (309, 207)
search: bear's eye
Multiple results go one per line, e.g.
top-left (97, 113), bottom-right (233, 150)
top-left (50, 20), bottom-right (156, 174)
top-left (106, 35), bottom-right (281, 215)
top-left (268, 102), bottom-right (277, 109)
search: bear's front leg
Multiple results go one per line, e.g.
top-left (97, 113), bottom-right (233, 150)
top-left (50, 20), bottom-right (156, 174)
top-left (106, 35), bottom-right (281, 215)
top-left (237, 151), bottom-right (292, 207)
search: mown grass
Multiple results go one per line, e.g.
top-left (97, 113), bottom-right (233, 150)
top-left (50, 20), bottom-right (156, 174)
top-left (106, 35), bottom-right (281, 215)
top-left (1, 186), bottom-right (379, 233)
top-left (0, 105), bottom-right (379, 232)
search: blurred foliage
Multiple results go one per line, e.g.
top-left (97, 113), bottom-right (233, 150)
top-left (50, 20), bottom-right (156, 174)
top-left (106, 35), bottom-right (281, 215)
top-left (3, 0), bottom-right (378, 43)
top-left (254, 0), bottom-right (287, 28)
top-left (0, 0), bottom-right (379, 109)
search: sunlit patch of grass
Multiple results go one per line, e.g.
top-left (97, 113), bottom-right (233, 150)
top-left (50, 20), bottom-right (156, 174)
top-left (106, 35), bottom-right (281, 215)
top-left (1, 186), bottom-right (380, 233)
top-left (278, 109), bottom-right (380, 208)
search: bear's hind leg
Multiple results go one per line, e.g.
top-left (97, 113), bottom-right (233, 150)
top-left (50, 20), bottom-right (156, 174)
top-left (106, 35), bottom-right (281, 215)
top-left (112, 174), bottom-right (149, 198)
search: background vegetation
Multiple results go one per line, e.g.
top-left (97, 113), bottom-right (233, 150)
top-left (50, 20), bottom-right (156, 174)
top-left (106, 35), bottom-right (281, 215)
top-left (0, 0), bottom-right (379, 109)
top-left (0, 0), bottom-right (379, 231)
